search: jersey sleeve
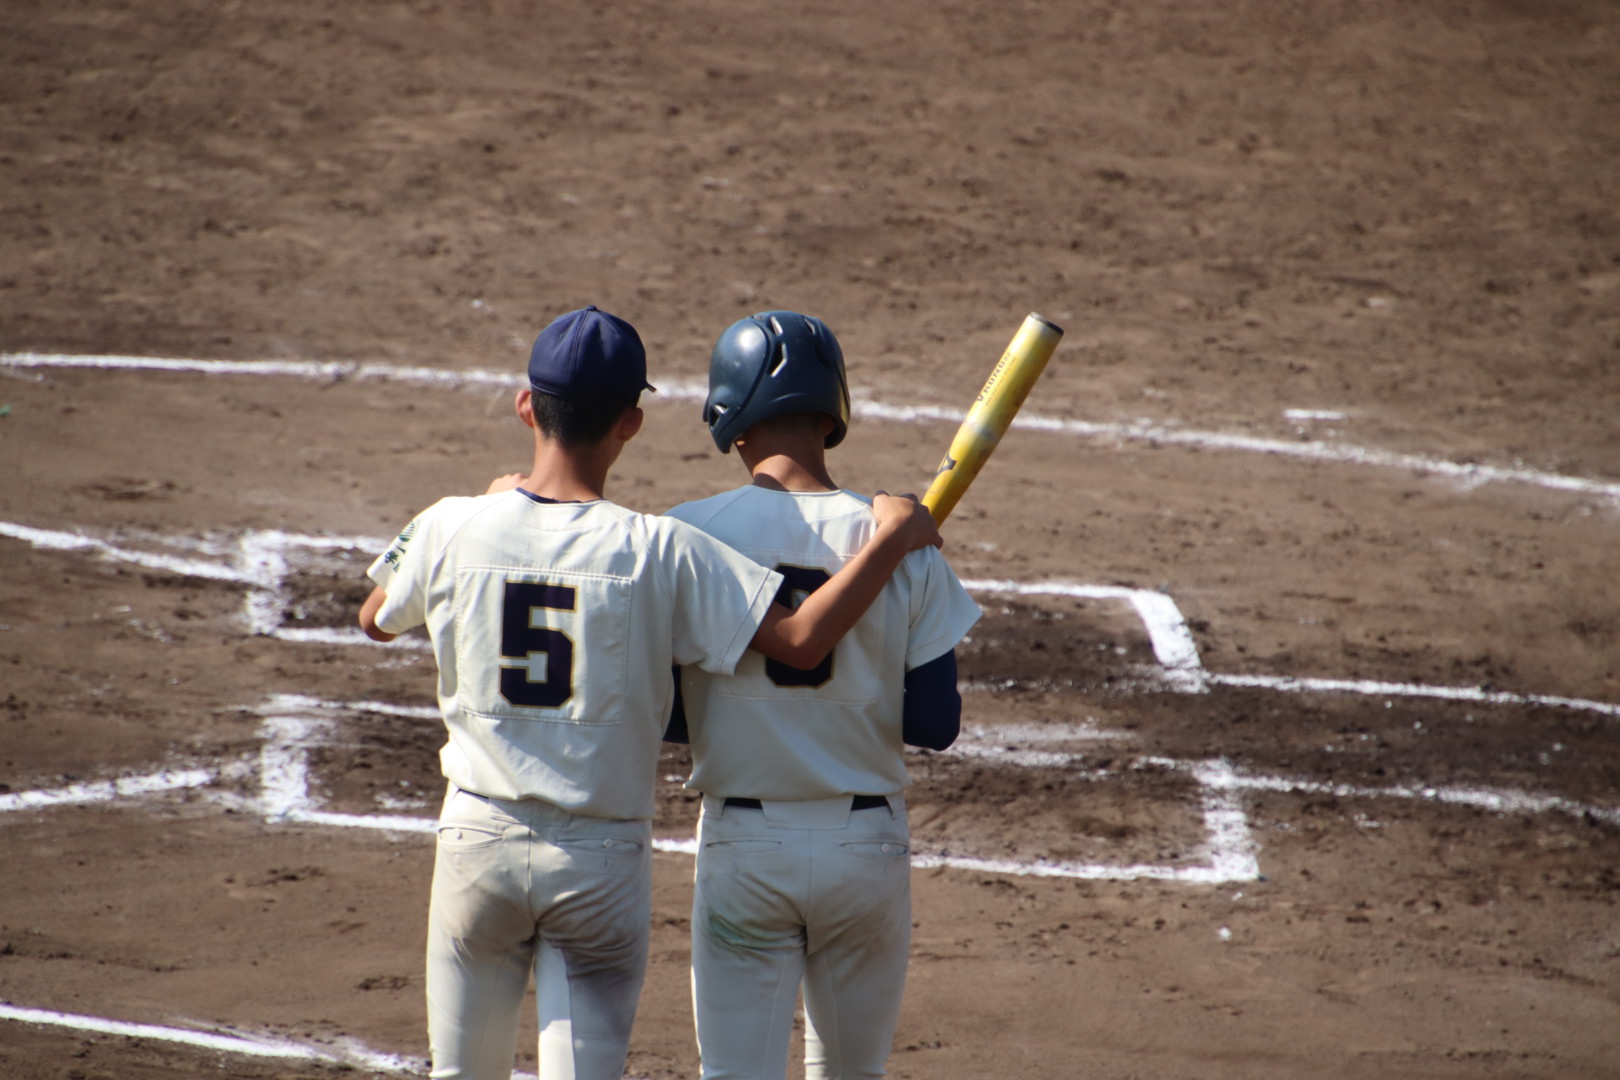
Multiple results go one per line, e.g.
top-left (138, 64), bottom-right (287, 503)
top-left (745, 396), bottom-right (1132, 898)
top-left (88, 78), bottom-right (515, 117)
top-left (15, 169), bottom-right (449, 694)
top-left (903, 547), bottom-right (981, 671)
top-left (657, 519), bottom-right (782, 677)
top-left (365, 498), bottom-right (463, 636)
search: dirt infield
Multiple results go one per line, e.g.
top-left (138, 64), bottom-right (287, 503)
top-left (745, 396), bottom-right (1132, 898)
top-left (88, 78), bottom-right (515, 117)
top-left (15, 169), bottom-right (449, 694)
top-left (3, 1), bottom-right (1619, 1078)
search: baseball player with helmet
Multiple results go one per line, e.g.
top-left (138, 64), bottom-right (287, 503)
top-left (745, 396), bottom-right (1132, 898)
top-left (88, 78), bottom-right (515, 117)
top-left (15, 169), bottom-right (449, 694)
top-left (665, 311), bottom-right (982, 1080)
top-left (356, 305), bottom-right (943, 1080)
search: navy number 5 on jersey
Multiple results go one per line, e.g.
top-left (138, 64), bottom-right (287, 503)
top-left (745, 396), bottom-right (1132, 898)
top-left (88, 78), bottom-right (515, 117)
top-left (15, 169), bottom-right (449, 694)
top-left (500, 581), bottom-right (577, 708)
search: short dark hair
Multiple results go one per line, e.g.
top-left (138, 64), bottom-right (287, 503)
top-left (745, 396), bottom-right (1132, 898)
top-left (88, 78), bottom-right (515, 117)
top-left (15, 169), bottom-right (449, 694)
top-left (530, 391), bottom-right (640, 447)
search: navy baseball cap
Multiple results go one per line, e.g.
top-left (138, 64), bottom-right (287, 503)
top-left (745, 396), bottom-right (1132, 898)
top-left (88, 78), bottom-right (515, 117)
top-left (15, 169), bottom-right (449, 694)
top-left (528, 305), bottom-right (655, 400)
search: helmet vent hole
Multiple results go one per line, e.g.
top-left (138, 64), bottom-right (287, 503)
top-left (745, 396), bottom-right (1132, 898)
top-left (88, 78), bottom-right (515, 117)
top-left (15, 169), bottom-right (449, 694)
top-left (769, 344), bottom-right (789, 377)
top-left (769, 316), bottom-right (785, 335)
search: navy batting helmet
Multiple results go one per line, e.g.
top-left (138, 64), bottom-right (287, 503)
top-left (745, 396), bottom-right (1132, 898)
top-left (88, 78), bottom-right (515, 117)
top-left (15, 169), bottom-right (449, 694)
top-left (703, 311), bottom-right (851, 454)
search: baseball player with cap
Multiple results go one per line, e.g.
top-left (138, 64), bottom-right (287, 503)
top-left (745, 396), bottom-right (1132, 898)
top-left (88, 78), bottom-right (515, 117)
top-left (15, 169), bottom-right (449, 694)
top-left (357, 305), bottom-right (943, 1080)
top-left (665, 311), bottom-right (981, 1080)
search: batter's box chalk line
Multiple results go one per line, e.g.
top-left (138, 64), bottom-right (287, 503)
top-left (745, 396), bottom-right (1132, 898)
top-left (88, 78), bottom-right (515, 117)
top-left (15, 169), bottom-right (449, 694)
top-left (4, 709), bottom-right (1618, 1076)
top-left (2, 520), bottom-right (1618, 837)
top-left (0, 1001), bottom-right (559, 1080)
top-left (0, 354), bottom-right (1614, 1074)
top-left (216, 694), bottom-right (1266, 882)
top-left (0, 1003), bottom-right (424, 1074)
top-left (7, 350), bottom-right (1620, 504)
top-left (6, 518), bottom-right (1618, 719)
top-left (0, 519), bottom-right (398, 647)
top-left (0, 1002), bottom-right (575, 1080)
top-left (0, 690), bottom-right (1260, 881)
top-left (252, 695), bottom-right (1266, 881)
top-left (5, 687), bottom-right (1619, 874)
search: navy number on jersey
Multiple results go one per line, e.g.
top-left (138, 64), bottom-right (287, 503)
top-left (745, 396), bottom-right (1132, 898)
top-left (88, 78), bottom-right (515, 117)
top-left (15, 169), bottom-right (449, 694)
top-left (766, 564), bottom-right (834, 688)
top-left (499, 581), bottom-right (576, 708)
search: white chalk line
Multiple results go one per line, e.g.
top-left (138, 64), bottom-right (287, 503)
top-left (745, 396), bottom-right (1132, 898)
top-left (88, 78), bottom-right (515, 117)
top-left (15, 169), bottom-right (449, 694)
top-left (19, 728), bottom-right (1604, 1073)
top-left (0, 1003), bottom-right (420, 1073)
top-left (1, 700), bottom-right (1615, 1068)
top-left (959, 576), bottom-right (1620, 718)
top-left (961, 577), bottom-right (1206, 686)
top-left (4, 518), bottom-right (1618, 852)
top-left (0, 769), bottom-right (216, 813)
top-left (0, 520), bottom-right (414, 648)
top-left (10, 517), bottom-right (1615, 719)
top-left (1170, 756), bottom-right (1620, 828)
top-left (4, 508), bottom-right (1616, 878)
top-left (910, 758), bottom-right (1260, 884)
top-left (5, 694), bottom-right (1261, 882)
top-left (2, 353), bottom-right (1611, 1067)
top-left (245, 696), bottom-right (1257, 879)
top-left (1207, 672), bottom-right (1620, 718)
top-left (945, 733), bottom-right (1620, 831)
top-left (6, 351), bottom-right (1619, 503)
top-left (4, 513), bottom-right (1617, 864)
top-left (7, 693), bottom-right (1618, 874)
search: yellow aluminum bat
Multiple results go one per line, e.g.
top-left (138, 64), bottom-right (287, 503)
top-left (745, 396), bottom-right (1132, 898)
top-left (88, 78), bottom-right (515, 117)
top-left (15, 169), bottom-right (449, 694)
top-left (921, 312), bottom-right (1064, 525)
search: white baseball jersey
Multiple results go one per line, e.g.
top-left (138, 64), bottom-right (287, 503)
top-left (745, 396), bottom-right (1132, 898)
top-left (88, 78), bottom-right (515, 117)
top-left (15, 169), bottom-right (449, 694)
top-left (666, 485), bottom-right (980, 800)
top-left (367, 489), bottom-right (781, 819)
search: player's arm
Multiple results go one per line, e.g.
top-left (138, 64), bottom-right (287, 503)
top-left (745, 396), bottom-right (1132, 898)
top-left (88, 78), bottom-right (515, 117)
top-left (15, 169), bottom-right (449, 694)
top-left (663, 666), bottom-right (690, 744)
top-left (902, 650), bottom-right (962, 750)
top-left (748, 493), bottom-right (941, 669)
top-left (358, 585), bottom-right (397, 643)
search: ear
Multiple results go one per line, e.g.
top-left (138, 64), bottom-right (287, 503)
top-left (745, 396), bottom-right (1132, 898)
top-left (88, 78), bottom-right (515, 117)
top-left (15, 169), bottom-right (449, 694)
top-left (515, 389), bottom-right (537, 429)
top-left (814, 414), bottom-right (837, 438)
top-left (616, 405), bottom-right (645, 441)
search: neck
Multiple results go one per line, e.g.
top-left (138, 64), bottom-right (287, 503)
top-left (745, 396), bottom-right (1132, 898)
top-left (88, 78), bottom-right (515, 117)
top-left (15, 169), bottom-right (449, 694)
top-left (520, 439), bottom-right (615, 502)
top-left (740, 439), bottom-right (837, 493)
top-left (748, 453), bottom-right (837, 493)
top-left (735, 417), bottom-right (839, 493)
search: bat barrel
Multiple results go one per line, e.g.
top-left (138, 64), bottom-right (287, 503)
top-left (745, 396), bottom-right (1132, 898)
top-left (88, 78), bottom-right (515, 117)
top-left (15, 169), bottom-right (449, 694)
top-left (922, 312), bottom-right (1064, 524)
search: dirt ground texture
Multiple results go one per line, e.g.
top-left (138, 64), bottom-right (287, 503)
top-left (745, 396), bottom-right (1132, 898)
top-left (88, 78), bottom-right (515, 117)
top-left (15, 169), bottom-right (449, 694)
top-left (3, 0), bottom-right (1620, 1078)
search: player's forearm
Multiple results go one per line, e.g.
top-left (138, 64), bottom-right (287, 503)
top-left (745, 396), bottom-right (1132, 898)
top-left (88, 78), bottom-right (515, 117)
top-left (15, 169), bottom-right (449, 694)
top-left (358, 586), bottom-right (397, 643)
top-left (749, 515), bottom-right (923, 667)
top-left (750, 542), bottom-right (900, 666)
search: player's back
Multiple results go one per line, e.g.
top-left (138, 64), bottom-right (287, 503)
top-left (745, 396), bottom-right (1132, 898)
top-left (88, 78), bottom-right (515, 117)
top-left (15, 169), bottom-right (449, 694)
top-left (667, 485), bottom-right (975, 800)
top-left (371, 489), bottom-right (778, 817)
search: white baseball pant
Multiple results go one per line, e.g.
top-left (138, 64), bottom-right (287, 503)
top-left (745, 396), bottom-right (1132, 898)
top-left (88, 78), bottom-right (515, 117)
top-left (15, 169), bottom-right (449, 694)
top-left (691, 793), bottom-right (912, 1080)
top-left (426, 786), bottom-right (652, 1080)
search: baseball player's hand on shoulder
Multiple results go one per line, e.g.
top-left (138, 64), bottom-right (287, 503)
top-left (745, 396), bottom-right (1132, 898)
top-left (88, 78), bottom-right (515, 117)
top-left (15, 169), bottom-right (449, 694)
top-left (485, 473), bottom-right (528, 494)
top-left (872, 491), bottom-right (943, 551)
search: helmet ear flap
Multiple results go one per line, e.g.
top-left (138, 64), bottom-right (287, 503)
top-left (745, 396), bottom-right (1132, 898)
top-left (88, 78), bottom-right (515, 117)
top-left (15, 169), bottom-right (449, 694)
top-left (799, 314), bottom-right (850, 448)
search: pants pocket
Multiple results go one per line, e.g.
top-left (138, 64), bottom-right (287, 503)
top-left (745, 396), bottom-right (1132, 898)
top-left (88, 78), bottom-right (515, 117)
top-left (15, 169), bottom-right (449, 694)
top-left (436, 822), bottom-right (505, 850)
top-left (838, 839), bottom-right (910, 862)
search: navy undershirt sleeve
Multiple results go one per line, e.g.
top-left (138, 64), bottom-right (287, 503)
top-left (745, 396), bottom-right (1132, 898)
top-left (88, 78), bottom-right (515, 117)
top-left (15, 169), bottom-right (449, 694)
top-left (902, 650), bottom-right (961, 751)
top-left (663, 665), bottom-right (690, 744)
top-left (668, 654), bottom-right (961, 749)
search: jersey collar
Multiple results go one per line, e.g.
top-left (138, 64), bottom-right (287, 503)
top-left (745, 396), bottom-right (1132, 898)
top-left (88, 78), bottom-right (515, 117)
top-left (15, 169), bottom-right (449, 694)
top-left (515, 488), bottom-right (585, 506)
